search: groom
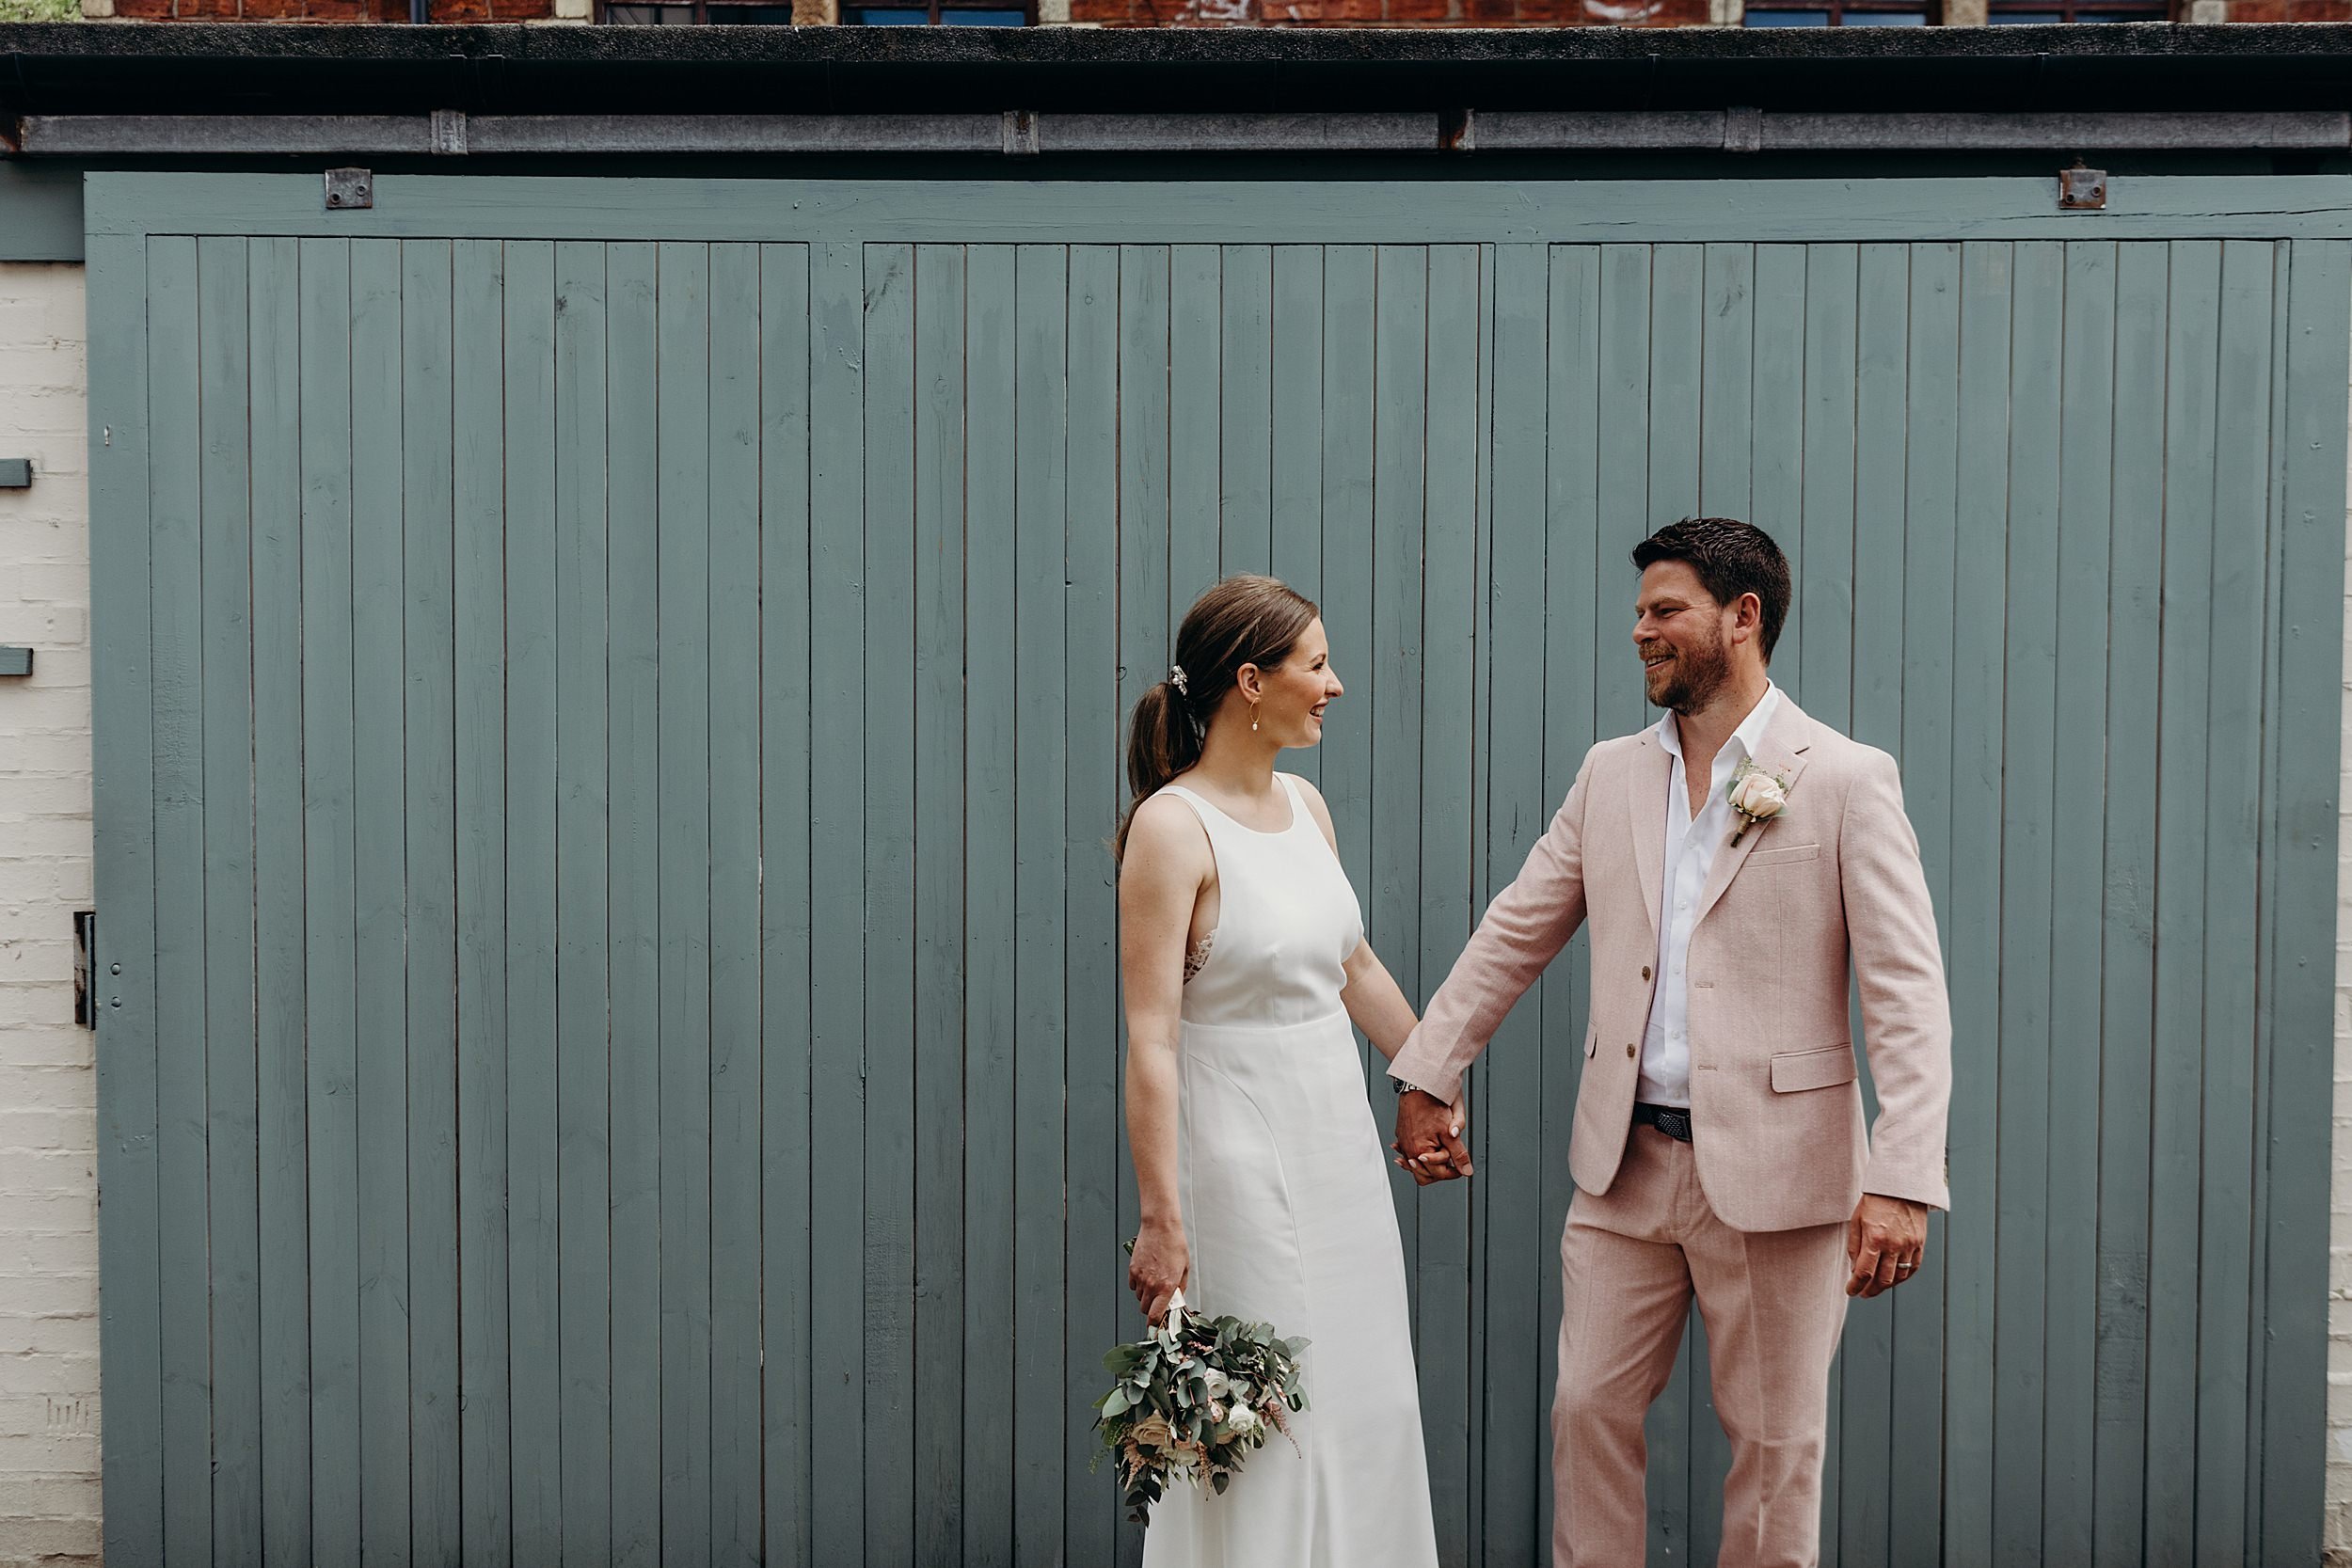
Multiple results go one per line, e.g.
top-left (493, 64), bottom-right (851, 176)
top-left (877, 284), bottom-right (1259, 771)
top-left (1391, 517), bottom-right (1951, 1568)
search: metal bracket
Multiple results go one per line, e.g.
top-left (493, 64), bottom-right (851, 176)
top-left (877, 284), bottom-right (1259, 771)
top-left (2058, 164), bottom-right (2107, 212)
top-left (324, 166), bottom-right (374, 211)
top-left (1001, 110), bottom-right (1040, 156)
top-left (0, 647), bottom-right (31, 677)
top-left (1724, 106), bottom-right (1763, 154)
top-left (0, 458), bottom-right (29, 489)
top-left (430, 109), bottom-right (468, 156)
top-left (72, 911), bottom-right (95, 1030)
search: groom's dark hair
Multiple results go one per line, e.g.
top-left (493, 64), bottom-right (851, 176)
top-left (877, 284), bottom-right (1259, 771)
top-left (1631, 517), bottom-right (1791, 662)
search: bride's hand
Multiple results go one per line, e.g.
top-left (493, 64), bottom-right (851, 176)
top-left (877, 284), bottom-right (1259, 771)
top-left (1129, 1219), bottom-right (1190, 1326)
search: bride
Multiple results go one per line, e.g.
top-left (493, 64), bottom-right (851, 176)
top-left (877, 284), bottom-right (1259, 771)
top-left (1117, 574), bottom-right (1450, 1568)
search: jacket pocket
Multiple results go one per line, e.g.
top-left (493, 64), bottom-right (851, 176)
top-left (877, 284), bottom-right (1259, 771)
top-left (1770, 1043), bottom-right (1857, 1093)
top-left (1744, 842), bottom-right (1820, 867)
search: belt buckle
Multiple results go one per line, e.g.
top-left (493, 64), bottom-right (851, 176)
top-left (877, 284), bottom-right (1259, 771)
top-left (1645, 1105), bottom-right (1692, 1143)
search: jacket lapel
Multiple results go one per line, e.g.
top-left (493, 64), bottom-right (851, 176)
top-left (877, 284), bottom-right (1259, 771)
top-left (1630, 731), bottom-right (1670, 939)
top-left (1688, 697), bottom-right (1814, 932)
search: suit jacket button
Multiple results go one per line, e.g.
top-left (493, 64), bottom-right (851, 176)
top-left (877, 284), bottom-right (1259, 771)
top-left (1641, 965), bottom-right (1652, 981)
top-left (1626, 1043), bottom-right (1636, 1058)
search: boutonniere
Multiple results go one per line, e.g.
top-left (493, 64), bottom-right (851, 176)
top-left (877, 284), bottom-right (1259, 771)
top-left (1725, 759), bottom-right (1791, 847)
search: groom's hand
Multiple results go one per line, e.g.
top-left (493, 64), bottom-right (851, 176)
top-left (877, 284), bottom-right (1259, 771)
top-left (1391, 1089), bottom-right (1472, 1184)
top-left (1846, 1194), bottom-right (1929, 1298)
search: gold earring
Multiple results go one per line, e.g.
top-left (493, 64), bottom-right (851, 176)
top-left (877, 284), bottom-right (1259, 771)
top-left (1251, 705), bottom-right (1260, 733)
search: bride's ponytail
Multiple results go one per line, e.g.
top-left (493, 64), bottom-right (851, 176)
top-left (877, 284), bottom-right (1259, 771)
top-left (1115, 574), bottom-right (1318, 864)
top-left (1117, 678), bottom-right (1203, 861)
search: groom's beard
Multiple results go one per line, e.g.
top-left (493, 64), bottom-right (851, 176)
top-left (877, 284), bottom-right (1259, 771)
top-left (1643, 631), bottom-right (1733, 714)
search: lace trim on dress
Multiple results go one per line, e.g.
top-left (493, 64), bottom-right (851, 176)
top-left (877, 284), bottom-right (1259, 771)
top-left (1182, 931), bottom-right (1216, 984)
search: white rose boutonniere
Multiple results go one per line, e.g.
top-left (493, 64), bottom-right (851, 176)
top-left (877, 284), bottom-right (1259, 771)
top-left (1725, 759), bottom-right (1791, 847)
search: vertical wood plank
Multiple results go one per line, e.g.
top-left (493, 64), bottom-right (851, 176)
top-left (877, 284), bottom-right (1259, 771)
top-left (807, 236), bottom-right (869, 1565)
top-left (2190, 238), bottom-right (2275, 1568)
top-left (1748, 245), bottom-right (1804, 676)
top-left (2257, 237), bottom-right (2350, 1568)
top-left (860, 241), bottom-right (918, 1563)
top-left (1110, 243), bottom-right (1172, 1568)
top-left (1270, 246), bottom-right (1326, 606)
top-left (1014, 244), bottom-right (1073, 1561)
top-left (706, 241), bottom-right (765, 1568)
top-left (1418, 241), bottom-right (1480, 1566)
top-left (1788, 241), bottom-right (1855, 1568)
top-left (1221, 244), bottom-right (1274, 575)
top-left (1698, 241), bottom-right (1756, 521)
top-left (453, 235), bottom-right (514, 1568)
top-left (2041, 239), bottom-right (2117, 1568)
top-left (1371, 244), bottom-right (1429, 1299)
top-left (504, 241), bottom-right (564, 1568)
top-left (1170, 244), bottom-right (1221, 606)
top-left (197, 234), bottom-right (263, 1568)
top-left (2092, 239), bottom-right (2168, 1568)
top-left (1837, 240), bottom-right (1908, 1568)
top-left (298, 235), bottom-right (365, 1568)
top-left (1796, 245), bottom-right (1858, 732)
top-left (1063, 241), bottom-right (1125, 1568)
top-left (910, 240), bottom-right (968, 1568)
top-left (1318, 245), bottom-right (1375, 1056)
top-left (1994, 240), bottom-right (2063, 1568)
top-left (352, 235), bottom-right (418, 1568)
top-left (245, 233), bottom-right (313, 1568)
top-left (1479, 240), bottom-right (1550, 1567)
top-left (2145, 240), bottom-right (2223, 1568)
top-left (551, 237), bottom-right (613, 1568)
top-left (603, 238), bottom-right (662, 1568)
top-left (759, 241), bottom-right (817, 1568)
top-left (653, 240), bottom-right (716, 1568)
top-left (1929, 232), bottom-right (1997, 1560)
top-left (148, 234), bottom-right (215, 1568)
top-left (962, 241), bottom-right (1019, 1568)
top-left (91, 228), bottom-right (166, 1568)
top-left (1270, 244), bottom-right (1327, 785)
top-left (396, 236), bottom-right (463, 1568)
top-left (1536, 242), bottom-right (1602, 1560)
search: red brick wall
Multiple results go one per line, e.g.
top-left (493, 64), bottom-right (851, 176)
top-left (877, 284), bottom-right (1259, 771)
top-left (110, 0), bottom-right (553, 18)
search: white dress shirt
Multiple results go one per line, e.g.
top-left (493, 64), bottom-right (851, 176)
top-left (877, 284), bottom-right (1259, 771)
top-left (1638, 682), bottom-right (1783, 1108)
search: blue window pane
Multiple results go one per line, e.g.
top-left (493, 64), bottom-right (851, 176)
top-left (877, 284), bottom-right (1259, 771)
top-left (1745, 9), bottom-right (1834, 23)
top-left (1846, 11), bottom-right (1928, 21)
top-left (851, 8), bottom-right (932, 19)
top-left (943, 8), bottom-right (1026, 19)
top-left (1989, 8), bottom-right (2065, 16)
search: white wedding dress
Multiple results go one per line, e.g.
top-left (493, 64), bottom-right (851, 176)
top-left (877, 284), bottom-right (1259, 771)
top-left (1143, 774), bottom-right (1441, 1568)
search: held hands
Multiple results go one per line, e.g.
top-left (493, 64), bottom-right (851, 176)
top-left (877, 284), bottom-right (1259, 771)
top-left (1128, 1219), bottom-right (1190, 1326)
top-left (1846, 1194), bottom-right (1930, 1297)
top-left (1391, 1088), bottom-right (1473, 1186)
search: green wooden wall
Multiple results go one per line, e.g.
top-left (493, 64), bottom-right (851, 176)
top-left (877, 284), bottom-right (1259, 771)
top-left (86, 174), bottom-right (2349, 1567)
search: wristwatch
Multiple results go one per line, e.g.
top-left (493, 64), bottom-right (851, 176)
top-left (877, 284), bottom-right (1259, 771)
top-left (1390, 1075), bottom-right (1435, 1099)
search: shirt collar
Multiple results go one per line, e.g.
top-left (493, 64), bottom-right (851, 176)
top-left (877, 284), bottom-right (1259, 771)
top-left (1656, 680), bottom-right (1783, 768)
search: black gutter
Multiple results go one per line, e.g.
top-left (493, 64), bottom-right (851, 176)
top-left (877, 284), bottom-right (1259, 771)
top-left (5, 21), bottom-right (2352, 118)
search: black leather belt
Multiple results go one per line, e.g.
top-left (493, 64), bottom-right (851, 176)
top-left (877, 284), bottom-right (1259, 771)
top-left (1632, 1102), bottom-right (1693, 1143)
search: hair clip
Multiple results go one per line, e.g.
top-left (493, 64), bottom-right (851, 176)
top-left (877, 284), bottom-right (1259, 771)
top-left (1168, 664), bottom-right (1189, 697)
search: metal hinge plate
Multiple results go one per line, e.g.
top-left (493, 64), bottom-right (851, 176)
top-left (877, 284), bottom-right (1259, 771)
top-left (325, 166), bottom-right (374, 211)
top-left (2058, 165), bottom-right (2107, 212)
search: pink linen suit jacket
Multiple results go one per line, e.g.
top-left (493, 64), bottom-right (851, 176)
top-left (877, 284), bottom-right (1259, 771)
top-left (1389, 695), bottom-right (1952, 1233)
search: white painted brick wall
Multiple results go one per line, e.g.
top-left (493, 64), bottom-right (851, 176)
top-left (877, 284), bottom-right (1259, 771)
top-left (0, 261), bottom-right (98, 1568)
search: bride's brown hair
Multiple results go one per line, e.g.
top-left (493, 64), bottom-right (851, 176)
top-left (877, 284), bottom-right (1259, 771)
top-left (1117, 574), bottom-right (1320, 863)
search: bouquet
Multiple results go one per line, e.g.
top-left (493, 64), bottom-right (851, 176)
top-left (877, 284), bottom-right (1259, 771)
top-left (1091, 1291), bottom-right (1311, 1526)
